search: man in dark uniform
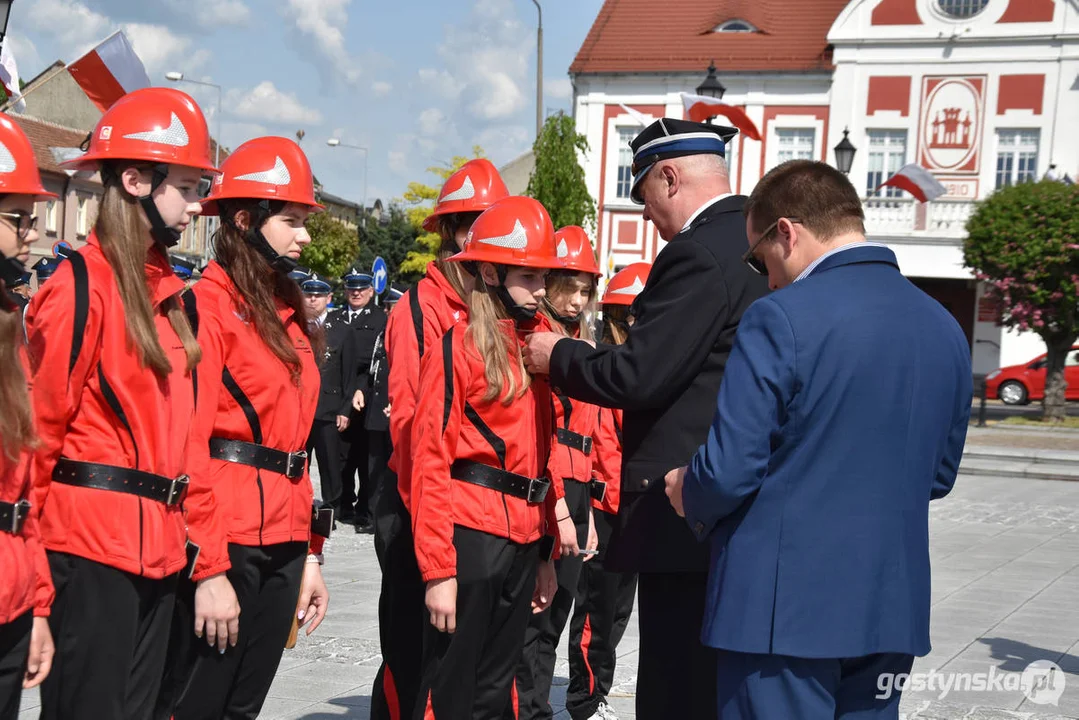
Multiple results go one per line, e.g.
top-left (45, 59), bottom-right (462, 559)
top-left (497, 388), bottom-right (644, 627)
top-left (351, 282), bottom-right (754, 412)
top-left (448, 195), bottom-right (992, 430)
top-left (359, 324), bottom-right (393, 543)
top-left (336, 267), bottom-right (387, 533)
top-left (7, 270), bottom-right (31, 311)
top-left (299, 270), bottom-right (363, 516)
top-left (524, 119), bottom-right (769, 720)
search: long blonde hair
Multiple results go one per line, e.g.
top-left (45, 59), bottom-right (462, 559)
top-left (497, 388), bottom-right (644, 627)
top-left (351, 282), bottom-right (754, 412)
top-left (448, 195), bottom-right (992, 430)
top-left (601, 304), bottom-right (630, 345)
top-left (0, 292), bottom-right (33, 461)
top-left (465, 278), bottom-right (530, 405)
top-left (434, 213), bottom-right (480, 301)
top-left (96, 170), bottom-right (200, 376)
top-left (541, 271), bottom-right (596, 343)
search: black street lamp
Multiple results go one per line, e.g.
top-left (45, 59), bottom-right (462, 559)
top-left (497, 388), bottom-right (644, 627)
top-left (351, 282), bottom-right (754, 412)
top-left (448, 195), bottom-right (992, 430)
top-left (0, 1), bottom-right (13, 48)
top-left (833, 128), bottom-right (857, 175)
top-left (696, 61), bottom-right (726, 100)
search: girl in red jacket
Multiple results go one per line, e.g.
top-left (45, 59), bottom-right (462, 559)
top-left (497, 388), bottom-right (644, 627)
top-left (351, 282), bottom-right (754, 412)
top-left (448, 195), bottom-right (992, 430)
top-left (411, 196), bottom-right (564, 719)
top-left (161, 136), bottom-right (330, 719)
top-left (0, 113), bottom-right (56, 717)
top-left (25, 88), bottom-right (211, 719)
top-left (513, 226), bottom-right (603, 720)
top-left (374, 158), bottom-right (509, 720)
top-left (565, 262), bottom-right (651, 720)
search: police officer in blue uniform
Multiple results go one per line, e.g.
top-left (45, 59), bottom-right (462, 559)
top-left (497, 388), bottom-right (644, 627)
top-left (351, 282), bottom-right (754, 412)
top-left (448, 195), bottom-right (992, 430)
top-left (335, 267), bottom-right (387, 532)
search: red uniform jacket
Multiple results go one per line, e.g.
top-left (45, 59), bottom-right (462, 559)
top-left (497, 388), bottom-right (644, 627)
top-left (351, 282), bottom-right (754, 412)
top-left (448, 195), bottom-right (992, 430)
top-left (0, 344), bottom-right (53, 622)
top-left (184, 262), bottom-right (323, 582)
top-left (385, 263), bottom-right (468, 513)
top-left (591, 408), bottom-right (624, 516)
top-left (410, 319), bottom-right (558, 583)
top-left (26, 235), bottom-right (194, 587)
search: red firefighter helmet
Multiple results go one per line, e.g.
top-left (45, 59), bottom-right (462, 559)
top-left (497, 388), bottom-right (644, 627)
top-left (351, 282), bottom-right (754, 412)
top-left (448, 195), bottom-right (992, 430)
top-left (448, 196), bottom-right (562, 269)
top-left (201, 136), bottom-right (323, 216)
top-left (553, 226), bottom-right (600, 275)
top-left (601, 262), bottom-right (651, 306)
top-left (62, 87), bottom-right (218, 173)
top-left (422, 158), bottom-right (509, 232)
top-left (0, 113), bottom-right (57, 198)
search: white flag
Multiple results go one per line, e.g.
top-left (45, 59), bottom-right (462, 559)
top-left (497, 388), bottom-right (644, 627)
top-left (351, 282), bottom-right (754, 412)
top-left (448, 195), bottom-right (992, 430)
top-left (0, 39), bottom-right (24, 113)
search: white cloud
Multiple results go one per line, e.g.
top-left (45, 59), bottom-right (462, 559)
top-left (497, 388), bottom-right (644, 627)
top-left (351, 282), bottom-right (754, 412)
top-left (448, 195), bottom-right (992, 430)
top-left (222, 121), bottom-right (269, 149)
top-left (7, 36), bottom-right (41, 82)
top-left (283, 0), bottom-right (361, 86)
top-left (476, 125), bottom-right (532, 165)
top-left (388, 150), bottom-right (409, 177)
top-left (418, 108), bottom-right (447, 137)
top-left (372, 81), bottom-right (392, 97)
top-left (227, 81), bottom-right (323, 125)
top-left (21, 0), bottom-right (112, 59)
top-left (167, 0), bottom-right (251, 26)
top-left (417, 68), bottom-right (464, 101)
top-left (122, 23), bottom-right (210, 77)
top-left (545, 77), bottom-right (573, 101)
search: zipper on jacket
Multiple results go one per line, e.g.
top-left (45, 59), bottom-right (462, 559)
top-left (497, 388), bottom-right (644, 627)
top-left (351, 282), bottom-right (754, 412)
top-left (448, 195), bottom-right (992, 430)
top-left (256, 470), bottom-right (266, 544)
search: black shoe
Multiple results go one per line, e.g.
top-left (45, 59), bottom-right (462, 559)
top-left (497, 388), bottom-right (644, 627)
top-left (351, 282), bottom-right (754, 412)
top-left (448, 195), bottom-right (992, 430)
top-left (354, 521), bottom-right (374, 535)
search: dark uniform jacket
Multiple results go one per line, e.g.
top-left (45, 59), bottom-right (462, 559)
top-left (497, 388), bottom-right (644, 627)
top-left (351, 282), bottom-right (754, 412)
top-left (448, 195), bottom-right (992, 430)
top-left (362, 329), bottom-right (389, 432)
top-left (314, 310), bottom-right (364, 422)
top-left (336, 304), bottom-right (387, 425)
top-left (550, 195), bottom-right (769, 573)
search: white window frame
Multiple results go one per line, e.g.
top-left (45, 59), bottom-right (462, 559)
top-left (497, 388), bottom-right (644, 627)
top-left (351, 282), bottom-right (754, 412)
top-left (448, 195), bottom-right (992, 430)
top-left (994, 128), bottom-right (1040, 190)
top-left (713, 19), bottom-right (758, 32)
top-left (614, 127), bottom-right (637, 201)
top-left (765, 116), bottom-right (822, 173)
top-left (44, 199), bottom-right (58, 234)
top-left (865, 130), bottom-right (908, 198)
top-left (76, 195), bottom-right (89, 237)
top-left (604, 113), bottom-right (655, 210)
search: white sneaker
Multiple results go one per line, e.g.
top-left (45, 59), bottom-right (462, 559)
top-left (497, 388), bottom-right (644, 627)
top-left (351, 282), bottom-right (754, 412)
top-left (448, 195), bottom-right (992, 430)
top-left (598, 701), bottom-right (619, 720)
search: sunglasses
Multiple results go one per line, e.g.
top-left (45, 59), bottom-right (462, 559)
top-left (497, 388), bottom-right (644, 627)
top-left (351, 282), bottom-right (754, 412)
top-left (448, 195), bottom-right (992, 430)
top-left (0, 211), bottom-right (38, 240)
top-left (742, 217), bottom-right (802, 276)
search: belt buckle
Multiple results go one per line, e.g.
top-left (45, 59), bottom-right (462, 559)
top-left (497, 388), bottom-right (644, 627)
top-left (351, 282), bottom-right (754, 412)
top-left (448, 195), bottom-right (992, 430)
top-left (11, 499), bottom-right (30, 534)
top-left (527, 477), bottom-right (550, 504)
top-left (167, 475), bottom-right (190, 505)
top-left (286, 451), bottom-right (308, 479)
top-left (581, 436), bottom-right (593, 455)
top-left (591, 479), bottom-right (607, 502)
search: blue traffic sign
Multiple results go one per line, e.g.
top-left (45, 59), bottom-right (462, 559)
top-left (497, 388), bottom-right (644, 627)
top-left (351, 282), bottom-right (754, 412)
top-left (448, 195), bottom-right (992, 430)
top-left (372, 256), bottom-right (388, 295)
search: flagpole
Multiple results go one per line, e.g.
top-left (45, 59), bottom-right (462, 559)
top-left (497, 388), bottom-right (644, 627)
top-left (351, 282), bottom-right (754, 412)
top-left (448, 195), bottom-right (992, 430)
top-left (0, 28), bottom-right (124, 113)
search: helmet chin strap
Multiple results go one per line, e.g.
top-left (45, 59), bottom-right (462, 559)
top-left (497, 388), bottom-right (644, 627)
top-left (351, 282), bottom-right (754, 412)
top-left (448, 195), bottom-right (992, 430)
top-left (0, 253), bottom-right (24, 289)
top-left (223, 200), bottom-right (298, 275)
top-left (543, 298), bottom-right (580, 330)
top-left (489, 265), bottom-right (537, 324)
top-left (138, 164), bottom-right (181, 249)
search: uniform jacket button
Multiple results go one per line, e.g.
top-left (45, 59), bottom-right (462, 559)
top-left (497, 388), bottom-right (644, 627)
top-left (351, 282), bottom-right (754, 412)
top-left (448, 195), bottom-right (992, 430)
top-left (695, 522), bottom-right (704, 535)
top-left (640, 478), bottom-right (649, 488)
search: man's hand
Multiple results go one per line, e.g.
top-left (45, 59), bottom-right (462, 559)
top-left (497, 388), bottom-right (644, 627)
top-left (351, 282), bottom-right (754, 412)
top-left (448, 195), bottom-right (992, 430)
top-left (194, 574), bottom-right (241, 652)
top-left (553, 496), bottom-right (579, 557)
top-left (23, 617), bottom-right (54, 689)
top-left (296, 560), bottom-right (330, 636)
top-left (583, 508), bottom-right (598, 562)
top-left (335, 414), bottom-right (350, 432)
top-left (352, 390), bottom-right (365, 412)
top-left (426, 577), bottom-right (457, 633)
top-left (665, 466), bottom-right (687, 517)
top-left (532, 559), bottom-right (557, 613)
top-left (383, 403), bottom-right (391, 418)
top-left (524, 332), bottom-right (563, 375)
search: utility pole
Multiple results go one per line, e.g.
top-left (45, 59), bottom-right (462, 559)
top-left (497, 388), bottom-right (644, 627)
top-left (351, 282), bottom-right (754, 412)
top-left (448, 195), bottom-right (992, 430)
top-left (531, 0), bottom-right (543, 138)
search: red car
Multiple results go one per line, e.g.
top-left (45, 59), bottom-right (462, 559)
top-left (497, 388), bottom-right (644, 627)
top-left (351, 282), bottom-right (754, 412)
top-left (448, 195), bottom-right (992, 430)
top-left (984, 346), bottom-right (1079, 405)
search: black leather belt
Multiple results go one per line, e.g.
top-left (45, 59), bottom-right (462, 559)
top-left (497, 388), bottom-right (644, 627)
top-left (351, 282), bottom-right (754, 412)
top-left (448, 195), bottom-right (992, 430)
top-left (0, 499), bottom-right (31, 535)
top-left (556, 428), bottom-right (593, 456)
top-left (590, 479), bottom-right (607, 502)
top-left (209, 438), bottom-right (307, 480)
top-left (53, 458), bottom-right (188, 506)
top-left (451, 460), bottom-right (550, 504)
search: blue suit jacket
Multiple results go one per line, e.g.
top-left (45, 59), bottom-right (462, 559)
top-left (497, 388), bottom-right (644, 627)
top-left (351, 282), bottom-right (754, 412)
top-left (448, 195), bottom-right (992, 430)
top-left (683, 244), bottom-right (972, 659)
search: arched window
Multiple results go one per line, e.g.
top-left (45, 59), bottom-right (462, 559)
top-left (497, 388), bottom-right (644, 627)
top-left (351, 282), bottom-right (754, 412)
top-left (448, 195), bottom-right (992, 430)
top-left (936, 0), bottom-right (990, 19)
top-left (713, 19), bottom-right (758, 33)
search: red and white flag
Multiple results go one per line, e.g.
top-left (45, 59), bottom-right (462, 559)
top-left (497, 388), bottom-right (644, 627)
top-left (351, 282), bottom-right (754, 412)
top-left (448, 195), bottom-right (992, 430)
top-left (877, 164), bottom-right (947, 203)
top-left (679, 93), bottom-right (762, 141)
top-left (0, 37), bottom-right (23, 112)
top-left (67, 31), bottom-right (151, 113)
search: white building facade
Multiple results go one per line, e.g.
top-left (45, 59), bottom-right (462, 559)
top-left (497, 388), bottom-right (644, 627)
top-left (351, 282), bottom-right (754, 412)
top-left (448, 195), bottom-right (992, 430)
top-left (570, 0), bottom-right (1076, 375)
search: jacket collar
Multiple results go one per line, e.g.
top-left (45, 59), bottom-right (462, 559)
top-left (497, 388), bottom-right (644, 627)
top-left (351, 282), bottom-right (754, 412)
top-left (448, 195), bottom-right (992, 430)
top-left (87, 231), bottom-right (185, 309)
top-left (426, 262), bottom-right (469, 312)
top-left (677, 194), bottom-right (746, 238)
top-left (805, 243), bottom-right (899, 279)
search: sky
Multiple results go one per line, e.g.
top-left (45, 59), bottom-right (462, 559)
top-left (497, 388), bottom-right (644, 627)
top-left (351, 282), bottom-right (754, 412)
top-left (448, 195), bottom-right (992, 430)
top-left (10, 0), bottom-right (606, 209)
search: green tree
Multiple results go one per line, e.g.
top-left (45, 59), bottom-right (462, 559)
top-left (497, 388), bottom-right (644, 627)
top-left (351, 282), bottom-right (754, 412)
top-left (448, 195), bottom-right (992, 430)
top-left (356, 206), bottom-right (424, 286)
top-left (300, 211), bottom-right (359, 279)
top-left (964, 179), bottom-right (1079, 422)
top-left (399, 146), bottom-right (486, 275)
top-left (526, 111), bottom-right (596, 232)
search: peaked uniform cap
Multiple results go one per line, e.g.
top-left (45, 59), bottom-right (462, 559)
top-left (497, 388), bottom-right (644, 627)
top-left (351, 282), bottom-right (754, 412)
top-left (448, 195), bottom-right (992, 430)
top-left (602, 261), bottom-right (652, 305)
top-left (422, 158), bottom-right (510, 232)
top-left (449, 196), bottom-right (562, 270)
top-left (300, 272), bottom-right (333, 294)
top-left (0, 113), bottom-right (57, 199)
top-left (202, 136), bottom-right (323, 216)
top-left (553, 225), bottom-right (600, 275)
top-left (629, 118), bottom-right (737, 204)
top-left (62, 87), bottom-right (218, 173)
top-left (341, 268), bottom-right (373, 289)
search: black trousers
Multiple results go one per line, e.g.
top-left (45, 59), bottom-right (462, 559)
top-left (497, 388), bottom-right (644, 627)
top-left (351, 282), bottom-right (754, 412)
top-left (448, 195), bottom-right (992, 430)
top-left (510, 479), bottom-right (591, 720)
top-left (0, 611), bottom-right (31, 720)
top-left (636, 571), bottom-right (717, 720)
top-left (566, 511), bottom-right (637, 720)
top-left (340, 420), bottom-right (371, 522)
top-left (40, 552), bottom-right (178, 720)
top-left (367, 429), bottom-right (393, 530)
top-left (415, 526), bottom-right (539, 720)
top-left (168, 541), bottom-right (307, 720)
top-left (370, 485), bottom-right (425, 720)
top-left (307, 418), bottom-right (346, 507)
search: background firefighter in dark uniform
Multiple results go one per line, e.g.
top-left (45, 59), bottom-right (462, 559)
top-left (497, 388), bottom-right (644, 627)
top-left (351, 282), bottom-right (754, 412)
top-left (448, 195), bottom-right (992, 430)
top-left (335, 268), bottom-right (387, 533)
top-left (298, 269), bottom-right (363, 515)
top-left (357, 321), bottom-right (393, 541)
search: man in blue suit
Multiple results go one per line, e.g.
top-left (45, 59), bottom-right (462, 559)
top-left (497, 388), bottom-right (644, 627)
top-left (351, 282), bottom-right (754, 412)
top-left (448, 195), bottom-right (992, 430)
top-left (664, 160), bottom-right (972, 719)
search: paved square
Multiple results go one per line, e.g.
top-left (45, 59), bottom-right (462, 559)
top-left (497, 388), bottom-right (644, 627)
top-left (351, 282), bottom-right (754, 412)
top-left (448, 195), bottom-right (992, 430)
top-left (18, 469), bottom-right (1079, 719)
